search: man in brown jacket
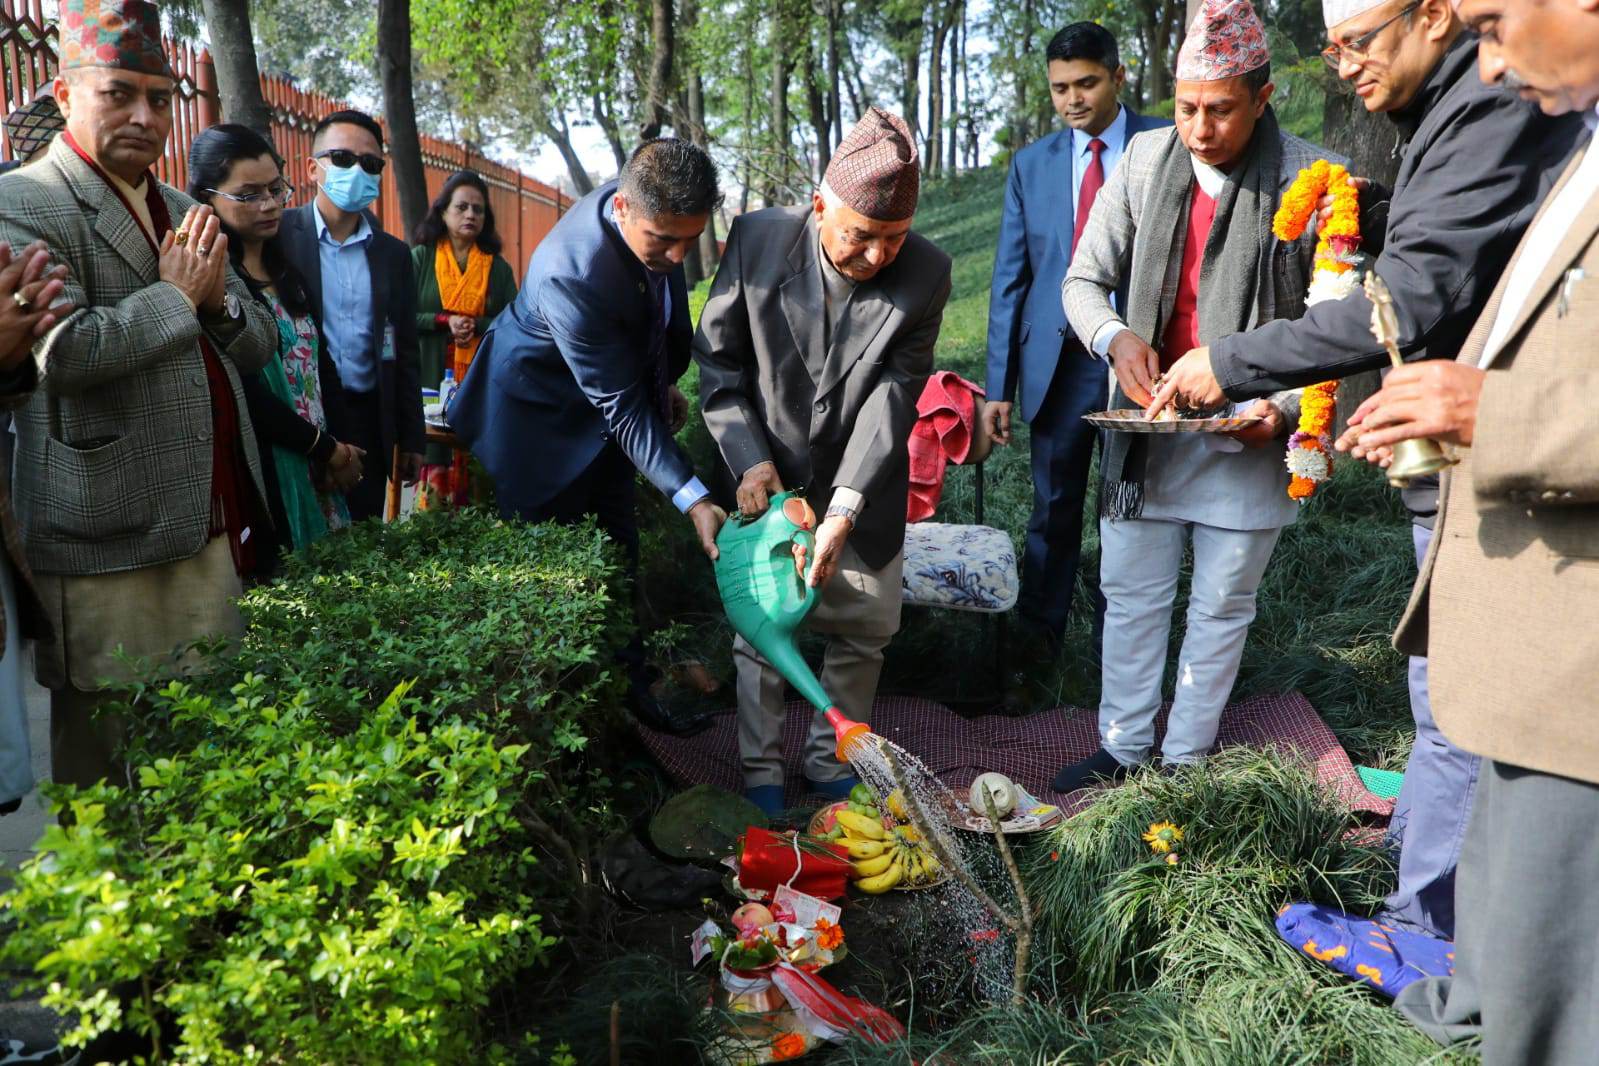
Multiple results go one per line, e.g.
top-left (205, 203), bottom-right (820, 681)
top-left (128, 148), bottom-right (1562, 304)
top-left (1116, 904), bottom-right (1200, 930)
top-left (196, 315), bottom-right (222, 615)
top-left (1338, 0), bottom-right (1599, 1058)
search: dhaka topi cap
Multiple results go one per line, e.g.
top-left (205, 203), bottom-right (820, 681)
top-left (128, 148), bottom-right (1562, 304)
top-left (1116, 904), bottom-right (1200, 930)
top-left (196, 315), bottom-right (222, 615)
top-left (4, 91), bottom-right (64, 163)
top-left (823, 106), bottom-right (920, 222)
top-left (59, 0), bottom-right (173, 79)
top-left (1322, 0), bottom-right (1392, 28)
top-left (1175, 0), bottom-right (1272, 82)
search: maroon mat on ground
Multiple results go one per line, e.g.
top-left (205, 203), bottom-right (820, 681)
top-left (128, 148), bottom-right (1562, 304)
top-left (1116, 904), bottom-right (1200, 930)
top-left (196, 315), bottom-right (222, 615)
top-left (637, 692), bottom-right (1396, 818)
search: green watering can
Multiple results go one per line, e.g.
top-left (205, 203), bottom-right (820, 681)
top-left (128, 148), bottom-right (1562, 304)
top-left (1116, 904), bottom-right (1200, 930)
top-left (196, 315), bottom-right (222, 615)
top-left (713, 490), bottom-right (872, 763)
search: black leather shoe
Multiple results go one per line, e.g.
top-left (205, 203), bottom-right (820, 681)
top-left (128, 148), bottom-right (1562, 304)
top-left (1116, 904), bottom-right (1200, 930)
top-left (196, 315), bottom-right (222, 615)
top-left (1051, 747), bottom-right (1136, 793)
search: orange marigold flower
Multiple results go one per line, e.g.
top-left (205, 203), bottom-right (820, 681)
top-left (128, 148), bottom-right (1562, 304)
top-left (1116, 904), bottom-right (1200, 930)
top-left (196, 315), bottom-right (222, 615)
top-left (1289, 476), bottom-right (1317, 500)
top-left (772, 1032), bottom-right (808, 1060)
top-left (813, 917), bottom-right (844, 951)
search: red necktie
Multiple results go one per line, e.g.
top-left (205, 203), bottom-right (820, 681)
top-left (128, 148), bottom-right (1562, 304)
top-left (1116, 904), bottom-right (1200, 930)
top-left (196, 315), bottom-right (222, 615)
top-left (1072, 137), bottom-right (1107, 251)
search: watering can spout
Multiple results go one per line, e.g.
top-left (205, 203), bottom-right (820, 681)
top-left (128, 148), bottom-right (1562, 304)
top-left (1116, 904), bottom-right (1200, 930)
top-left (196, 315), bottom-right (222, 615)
top-left (824, 707), bottom-right (874, 763)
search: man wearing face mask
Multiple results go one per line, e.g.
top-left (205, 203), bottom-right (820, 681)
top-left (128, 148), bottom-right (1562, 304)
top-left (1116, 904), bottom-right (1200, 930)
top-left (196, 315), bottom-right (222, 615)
top-left (693, 108), bottom-right (951, 816)
top-left (279, 109), bottom-right (423, 520)
top-left (448, 138), bottom-right (726, 730)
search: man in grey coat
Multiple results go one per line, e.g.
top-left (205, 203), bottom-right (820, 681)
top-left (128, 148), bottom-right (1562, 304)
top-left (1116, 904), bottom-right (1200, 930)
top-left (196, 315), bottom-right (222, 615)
top-left (695, 107), bottom-right (951, 816)
top-left (1056, 0), bottom-right (1339, 793)
top-left (1150, 0), bottom-right (1583, 941)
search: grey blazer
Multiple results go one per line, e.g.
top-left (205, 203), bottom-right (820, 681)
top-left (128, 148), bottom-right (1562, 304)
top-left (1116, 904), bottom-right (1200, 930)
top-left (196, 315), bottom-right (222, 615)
top-left (0, 137), bottom-right (275, 576)
top-left (1064, 125), bottom-right (1339, 531)
top-left (694, 207), bottom-right (952, 569)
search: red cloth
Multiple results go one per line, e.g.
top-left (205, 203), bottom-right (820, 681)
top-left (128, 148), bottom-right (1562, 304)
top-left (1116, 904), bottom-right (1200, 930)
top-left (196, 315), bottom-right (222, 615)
top-left (63, 132), bottom-right (255, 574)
top-left (1072, 137), bottom-right (1108, 251)
top-left (736, 826), bottom-right (853, 902)
top-left (906, 370), bottom-right (984, 523)
top-left (1160, 182), bottom-right (1218, 371)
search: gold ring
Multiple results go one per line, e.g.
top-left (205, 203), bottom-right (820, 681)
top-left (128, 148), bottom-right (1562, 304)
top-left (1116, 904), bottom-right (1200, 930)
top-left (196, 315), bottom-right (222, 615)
top-left (9, 291), bottom-right (27, 311)
top-left (173, 229), bottom-right (189, 246)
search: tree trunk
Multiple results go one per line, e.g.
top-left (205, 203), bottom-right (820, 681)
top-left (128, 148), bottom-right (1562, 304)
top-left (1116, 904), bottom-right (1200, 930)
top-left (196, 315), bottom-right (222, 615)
top-left (767, 2), bottom-right (791, 207)
top-left (804, 42), bottom-right (830, 180)
top-left (1013, 0), bottom-right (1034, 148)
top-left (896, 13), bottom-right (923, 157)
top-left (927, 14), bottom-right (945, 176)
top-left (1321, 92), bottom-right (1404, 189)
top-left (376, 0), bottom-right (429, 240)
top-left (640, 0), bottom-right (676, 139)
top-left (682, 0), bottom-right (720, 277)
top-left (542, 113), bottom-right (596, 196)
top-left (841, 29), bottom-right (866, 126)
top-left (947, 0), bottom-right (960, 174)
top-left (201, 0), bottom-right (273, 134)
top-left (825, 0), bottom-right (842, 151)
top-left (592, 91), bottom-right (630, 173)
top-left (961, 0), bottom-right (978, 167)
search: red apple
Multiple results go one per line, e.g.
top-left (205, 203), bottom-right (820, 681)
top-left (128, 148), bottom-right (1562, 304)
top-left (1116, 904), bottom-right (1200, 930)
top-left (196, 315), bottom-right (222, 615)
top-left (731, 902), bottom-right (775, 935)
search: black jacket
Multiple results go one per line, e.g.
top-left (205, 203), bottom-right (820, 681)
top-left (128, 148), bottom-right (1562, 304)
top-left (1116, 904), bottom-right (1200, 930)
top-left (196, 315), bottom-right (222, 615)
top-left (277, 204), bottom-right (425, 466)
top-left (1208, 35), bottom-right (1582, 518)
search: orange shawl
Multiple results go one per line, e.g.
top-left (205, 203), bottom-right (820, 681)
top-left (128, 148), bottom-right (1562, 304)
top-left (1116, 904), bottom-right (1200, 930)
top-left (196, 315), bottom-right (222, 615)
top-left (435, 241), bottom-right (492, 377)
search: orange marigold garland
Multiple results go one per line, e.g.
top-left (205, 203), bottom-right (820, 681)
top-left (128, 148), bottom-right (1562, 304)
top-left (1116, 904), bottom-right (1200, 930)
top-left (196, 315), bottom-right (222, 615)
top-left (1273, 160), bottom-right (1363, 501)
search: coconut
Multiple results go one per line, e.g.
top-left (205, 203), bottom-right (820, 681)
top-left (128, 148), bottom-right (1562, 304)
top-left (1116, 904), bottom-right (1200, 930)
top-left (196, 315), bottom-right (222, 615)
top-left (968, 772), bottom-right (1018, 819)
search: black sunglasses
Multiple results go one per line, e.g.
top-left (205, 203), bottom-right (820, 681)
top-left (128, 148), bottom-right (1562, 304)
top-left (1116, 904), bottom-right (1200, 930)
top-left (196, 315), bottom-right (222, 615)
top-left (314, 148), bottom-right (386, 176)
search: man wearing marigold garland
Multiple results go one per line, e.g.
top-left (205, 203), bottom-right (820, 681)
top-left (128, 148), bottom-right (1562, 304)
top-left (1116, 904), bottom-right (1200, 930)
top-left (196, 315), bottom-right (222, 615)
top-left (1338, 0), bottom-right (1599, 1057)
top-left (1053, 0), bottom-right (1346, 792)
top-left (1151, 0), bottom-right (1583, 943)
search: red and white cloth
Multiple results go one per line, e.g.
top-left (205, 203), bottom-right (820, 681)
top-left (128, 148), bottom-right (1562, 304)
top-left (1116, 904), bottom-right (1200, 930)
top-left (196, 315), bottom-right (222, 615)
top-left (1175, 0), bottom-right (1271, 82)
top-left (906, 371), bottom-right (984, 523)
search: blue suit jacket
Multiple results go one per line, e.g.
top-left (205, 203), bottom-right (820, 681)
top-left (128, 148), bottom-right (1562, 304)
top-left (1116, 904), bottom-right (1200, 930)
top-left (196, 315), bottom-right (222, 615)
top-left (448, 180), bottom-right (695, 517)
top-left (985, 108), bottom-right (1170, 422)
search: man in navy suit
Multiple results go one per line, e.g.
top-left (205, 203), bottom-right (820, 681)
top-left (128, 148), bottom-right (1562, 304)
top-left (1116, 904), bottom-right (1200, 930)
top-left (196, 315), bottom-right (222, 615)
top-left (984, 23), bottom-right (1170, 651)
top-left (449, 139), bottom-right (726, 724)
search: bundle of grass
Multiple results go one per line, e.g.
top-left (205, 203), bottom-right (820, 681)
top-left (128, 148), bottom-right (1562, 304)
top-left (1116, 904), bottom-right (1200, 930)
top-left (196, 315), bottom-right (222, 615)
top-left (1018, 749), bottom-right (1473, 1064)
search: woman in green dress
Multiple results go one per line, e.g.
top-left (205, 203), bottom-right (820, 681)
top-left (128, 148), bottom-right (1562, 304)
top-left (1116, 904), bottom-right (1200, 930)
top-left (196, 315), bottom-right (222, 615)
top-left (410, 171), bottom-right (517, 507)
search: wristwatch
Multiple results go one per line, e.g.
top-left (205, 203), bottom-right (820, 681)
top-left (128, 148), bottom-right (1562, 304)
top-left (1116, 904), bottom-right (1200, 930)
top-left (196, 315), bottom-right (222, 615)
top-left (824, 503), bottom-right (858, 528)
top-left (203, 292), bottom-right (243, 324)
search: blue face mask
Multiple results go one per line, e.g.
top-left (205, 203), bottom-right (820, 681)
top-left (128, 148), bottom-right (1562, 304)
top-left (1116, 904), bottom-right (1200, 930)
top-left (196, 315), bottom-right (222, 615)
top-left (319, 161), bottom-right (381, 213)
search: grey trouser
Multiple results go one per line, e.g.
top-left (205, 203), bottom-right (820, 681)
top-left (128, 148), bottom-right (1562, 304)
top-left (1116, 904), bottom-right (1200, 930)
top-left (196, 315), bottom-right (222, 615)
top-left (735, 544), bottom-right (902, 789)
top-left (1396, 760), bottom-right (1599, 1065)
top-left (1383, 523), bottom-right (1481, 939)
top-left (1098, 516), bottom-right (1282, 766)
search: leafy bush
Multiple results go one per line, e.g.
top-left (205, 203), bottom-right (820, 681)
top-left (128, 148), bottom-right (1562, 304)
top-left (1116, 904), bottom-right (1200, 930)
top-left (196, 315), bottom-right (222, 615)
top-left (1, 510), bottom-right (632, 1063)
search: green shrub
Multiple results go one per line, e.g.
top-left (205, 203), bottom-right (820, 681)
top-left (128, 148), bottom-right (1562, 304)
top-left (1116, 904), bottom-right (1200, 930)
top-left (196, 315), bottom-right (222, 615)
top-left (1, 510), bottom-right (632, 1063)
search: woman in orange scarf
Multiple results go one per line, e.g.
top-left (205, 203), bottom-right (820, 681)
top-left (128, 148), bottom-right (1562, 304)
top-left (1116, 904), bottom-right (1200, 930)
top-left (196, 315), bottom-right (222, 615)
top-left (410, 171), bottom-right (517, 507)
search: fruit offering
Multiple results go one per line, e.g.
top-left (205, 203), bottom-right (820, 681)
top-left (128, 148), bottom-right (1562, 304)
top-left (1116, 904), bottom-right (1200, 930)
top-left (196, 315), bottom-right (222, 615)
top-left (833, 784), bottom-right (944, 892)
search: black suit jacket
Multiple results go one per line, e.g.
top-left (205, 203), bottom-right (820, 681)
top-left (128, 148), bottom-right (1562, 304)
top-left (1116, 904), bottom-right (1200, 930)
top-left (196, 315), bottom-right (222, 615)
top-left (278, 204), bottom-right (425, 462)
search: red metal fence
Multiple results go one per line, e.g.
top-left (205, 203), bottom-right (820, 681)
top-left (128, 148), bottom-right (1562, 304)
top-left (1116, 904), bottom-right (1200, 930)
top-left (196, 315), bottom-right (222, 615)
top-left (0, 0), bottom-right (569, 276)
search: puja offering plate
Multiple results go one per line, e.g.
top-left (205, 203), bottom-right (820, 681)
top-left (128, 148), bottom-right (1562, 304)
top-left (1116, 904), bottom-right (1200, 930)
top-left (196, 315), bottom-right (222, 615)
top-left (948, 784), bottom-right (1063, 835)
top-left (1084, 409), bottom-right (1263, 434)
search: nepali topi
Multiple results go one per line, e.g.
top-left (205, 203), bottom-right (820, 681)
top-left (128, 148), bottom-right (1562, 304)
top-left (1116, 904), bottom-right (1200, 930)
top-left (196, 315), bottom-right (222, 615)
top-left (824, 106), bottom-right (919, 222)
top-left (59, 0), bottom-right (173, 78)
top-left (1175, 0), bottom-right (1271, 81)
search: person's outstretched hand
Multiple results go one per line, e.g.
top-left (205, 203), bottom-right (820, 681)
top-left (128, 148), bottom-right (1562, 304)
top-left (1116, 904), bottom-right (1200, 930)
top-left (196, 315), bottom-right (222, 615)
top-left (735, 461), bottom-right (784, 517)
top-left (689, 499), bottom-right (727, 560)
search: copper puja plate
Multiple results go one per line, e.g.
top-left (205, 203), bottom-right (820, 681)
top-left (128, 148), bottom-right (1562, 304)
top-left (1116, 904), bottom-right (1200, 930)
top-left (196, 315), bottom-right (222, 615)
top-left (1084, 409), bottom-right (1264, 434)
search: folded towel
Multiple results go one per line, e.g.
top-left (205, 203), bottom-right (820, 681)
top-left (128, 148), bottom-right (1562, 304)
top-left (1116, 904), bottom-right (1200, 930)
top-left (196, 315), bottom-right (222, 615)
top-left (907, 371), bottom-right (984, 523)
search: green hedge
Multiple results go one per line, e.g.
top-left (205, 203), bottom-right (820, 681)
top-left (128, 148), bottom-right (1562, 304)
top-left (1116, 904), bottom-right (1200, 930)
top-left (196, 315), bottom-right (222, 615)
top-left (1, 510), bottom-right (631, 1064)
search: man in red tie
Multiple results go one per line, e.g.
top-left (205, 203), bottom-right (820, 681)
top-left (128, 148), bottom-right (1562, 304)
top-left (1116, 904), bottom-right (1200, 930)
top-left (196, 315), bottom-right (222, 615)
top-left (1053, 0), bottom-right (1346, 791)
top-left (983, 23), bottom-right (1170, 655)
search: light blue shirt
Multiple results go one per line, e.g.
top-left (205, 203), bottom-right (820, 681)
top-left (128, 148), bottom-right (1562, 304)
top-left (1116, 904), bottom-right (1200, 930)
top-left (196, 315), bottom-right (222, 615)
top-left (314, 207), bottom-right (376, 392)
top-left (1071, 104), bottom-right (1130, 213)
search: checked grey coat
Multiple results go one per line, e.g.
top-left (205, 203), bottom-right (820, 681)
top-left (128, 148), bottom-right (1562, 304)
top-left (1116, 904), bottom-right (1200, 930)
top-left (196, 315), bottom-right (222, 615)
top-left (695, 206), bottom-right (951, 570)
top-left (1064, 123), bottom-right (1341, 531)
top-left (0, 137), bottom-right (275, 576)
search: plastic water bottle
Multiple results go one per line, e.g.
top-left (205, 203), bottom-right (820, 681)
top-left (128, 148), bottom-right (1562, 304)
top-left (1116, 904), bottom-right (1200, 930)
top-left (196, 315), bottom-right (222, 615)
top-left (438, 368), bottom-right (457, 417)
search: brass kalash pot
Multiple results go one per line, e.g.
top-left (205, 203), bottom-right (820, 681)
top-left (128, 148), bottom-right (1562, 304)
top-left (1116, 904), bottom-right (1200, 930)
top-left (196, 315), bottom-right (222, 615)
top-left (1363, 273), bottom-right (1458, 487)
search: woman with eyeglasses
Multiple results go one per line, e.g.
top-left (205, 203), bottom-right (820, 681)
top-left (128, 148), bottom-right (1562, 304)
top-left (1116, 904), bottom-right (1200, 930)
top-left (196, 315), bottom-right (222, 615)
top-left (409, 170), bottom-right (516, 508)
top-left (188, 124), bottom-right (363, 575)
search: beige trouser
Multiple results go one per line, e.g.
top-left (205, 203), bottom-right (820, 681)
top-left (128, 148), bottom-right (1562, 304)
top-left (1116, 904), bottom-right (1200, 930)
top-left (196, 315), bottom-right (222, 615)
top-left (735, 542), bottom-right (902, 789)
top-left (37, 536), bottom-right (244, 790)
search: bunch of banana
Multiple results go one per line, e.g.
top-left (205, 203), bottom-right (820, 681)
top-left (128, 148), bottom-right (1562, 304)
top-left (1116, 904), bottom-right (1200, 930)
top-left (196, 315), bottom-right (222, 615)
top-left (832, 787), bottom-right (944, 893)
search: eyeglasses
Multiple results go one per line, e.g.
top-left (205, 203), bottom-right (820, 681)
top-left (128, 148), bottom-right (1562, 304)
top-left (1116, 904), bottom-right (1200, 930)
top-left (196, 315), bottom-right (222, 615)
top-left (207, 182), bottom-right (295, 208)
top-left (1322, 1), bottom-right (1421, 68)
top-left (314, 148), bottom-right (386, 175)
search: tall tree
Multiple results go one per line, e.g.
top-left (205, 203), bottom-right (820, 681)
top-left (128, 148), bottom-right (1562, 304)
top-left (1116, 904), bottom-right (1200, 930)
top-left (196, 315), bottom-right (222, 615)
top-left (201, 0), bottom-right (273, 133)
top-left (640, 0), bottom-right (676, 138)
top-left (376, 0), bottom-right (429, 238)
